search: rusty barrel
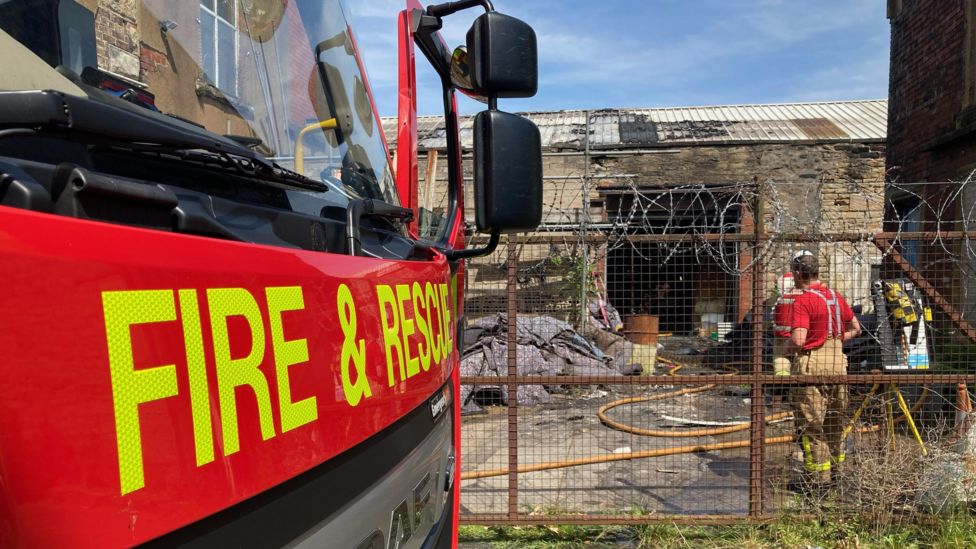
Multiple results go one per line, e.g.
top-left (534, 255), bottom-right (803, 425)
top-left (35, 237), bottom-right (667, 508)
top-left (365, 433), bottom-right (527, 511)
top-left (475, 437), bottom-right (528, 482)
top-left (623, 314), bottom-right (659, 345)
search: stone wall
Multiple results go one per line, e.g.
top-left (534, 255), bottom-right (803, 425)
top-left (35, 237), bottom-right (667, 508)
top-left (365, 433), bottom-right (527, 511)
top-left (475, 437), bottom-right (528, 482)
top-left (412, 140), bottom-right (888, 324)
top-left (415, 142), bottom-right (886, 231)
top-left (592, 143), bottom-right (883, 187)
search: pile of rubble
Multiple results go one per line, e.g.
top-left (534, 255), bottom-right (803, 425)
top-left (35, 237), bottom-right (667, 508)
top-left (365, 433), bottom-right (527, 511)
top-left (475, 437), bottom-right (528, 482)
top-left (460, 314), bottom-right (639, 410)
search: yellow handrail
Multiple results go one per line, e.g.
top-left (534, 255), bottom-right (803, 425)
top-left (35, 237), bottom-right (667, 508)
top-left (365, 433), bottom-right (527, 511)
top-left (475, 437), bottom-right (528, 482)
top-left (295, 118), bottom-right (337, 175)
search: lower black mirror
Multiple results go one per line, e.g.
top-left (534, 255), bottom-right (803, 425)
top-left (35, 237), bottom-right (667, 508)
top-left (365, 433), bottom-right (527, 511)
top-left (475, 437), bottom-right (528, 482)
top-left (473, 109), bottom-right (542, 233)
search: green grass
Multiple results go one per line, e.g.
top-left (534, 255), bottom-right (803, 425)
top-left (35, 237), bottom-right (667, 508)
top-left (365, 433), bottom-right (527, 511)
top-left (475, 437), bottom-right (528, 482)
top-left (458, 511), bottom-right (976, 548)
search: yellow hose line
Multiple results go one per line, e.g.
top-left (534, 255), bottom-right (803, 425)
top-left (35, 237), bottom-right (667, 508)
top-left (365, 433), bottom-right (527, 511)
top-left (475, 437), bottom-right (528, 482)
top-left (462, 436), bottom-right (796, 480)
top-left (655, 356), bottom-right (682, 376)
top-left (460, 361), bottom-right (932, 481)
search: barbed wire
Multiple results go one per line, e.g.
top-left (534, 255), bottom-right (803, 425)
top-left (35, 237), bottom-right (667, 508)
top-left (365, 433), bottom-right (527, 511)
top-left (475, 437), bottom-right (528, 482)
top-left (458, 170), bottom-right (976, 325)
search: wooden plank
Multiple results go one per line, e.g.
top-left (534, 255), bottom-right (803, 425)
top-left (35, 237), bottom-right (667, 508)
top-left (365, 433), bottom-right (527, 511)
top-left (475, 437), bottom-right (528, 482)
top-left (420, 151), bottom-right (439, 236)
top-left (423, 150), bottom-right (438, 207)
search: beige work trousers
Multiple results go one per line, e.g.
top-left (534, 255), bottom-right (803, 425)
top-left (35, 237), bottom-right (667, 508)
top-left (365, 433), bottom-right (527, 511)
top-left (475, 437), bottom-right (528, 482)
top-left (791, 339), bottom-right (848, 484)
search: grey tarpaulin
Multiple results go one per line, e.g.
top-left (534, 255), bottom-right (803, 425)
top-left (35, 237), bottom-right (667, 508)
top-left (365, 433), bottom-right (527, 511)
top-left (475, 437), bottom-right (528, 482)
top-left (460, 314), bottom-right (637, 410)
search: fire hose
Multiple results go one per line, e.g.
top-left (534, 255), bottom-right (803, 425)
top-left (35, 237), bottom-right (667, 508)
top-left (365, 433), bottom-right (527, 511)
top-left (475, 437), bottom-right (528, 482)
top-left (460, 363), bottom-right (929, 481)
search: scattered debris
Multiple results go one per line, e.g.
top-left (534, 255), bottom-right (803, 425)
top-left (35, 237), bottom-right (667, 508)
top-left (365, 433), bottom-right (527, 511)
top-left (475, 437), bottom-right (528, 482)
top-left (460, 314), bottom-right (636, 410)
top-left (916, 450), bottom-right (976, 512)
top-left (587, 297), bottom-right (623, 333)
top-left (955, 384), bottom-right (974, 454)
top-left (579, 317), bottom-right (637, 372)
top-left (919, 395), bottom-right (976, 511)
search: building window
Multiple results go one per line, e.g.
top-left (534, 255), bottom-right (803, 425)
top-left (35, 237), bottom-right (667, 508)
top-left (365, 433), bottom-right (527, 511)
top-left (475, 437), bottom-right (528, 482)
top-left (892, 199), bottom-right (921, 269)
top-left (200, 0), bottom-right (237, 93)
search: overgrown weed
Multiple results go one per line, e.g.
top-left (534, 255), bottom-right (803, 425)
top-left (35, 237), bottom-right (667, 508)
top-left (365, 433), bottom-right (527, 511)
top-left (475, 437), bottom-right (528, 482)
top-left (459, 512), bottom-right (976, 548)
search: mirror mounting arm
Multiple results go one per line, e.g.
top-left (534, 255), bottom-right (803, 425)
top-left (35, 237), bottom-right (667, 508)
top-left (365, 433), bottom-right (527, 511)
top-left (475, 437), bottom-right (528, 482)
top-left (413, 11), bottom-right (442, 33)
top-left (426, 0), bottom-right (494, 18)
top-left (346, 199), bottom-right (414, 257)
top-left (440, 230), bottom-right (499, 261)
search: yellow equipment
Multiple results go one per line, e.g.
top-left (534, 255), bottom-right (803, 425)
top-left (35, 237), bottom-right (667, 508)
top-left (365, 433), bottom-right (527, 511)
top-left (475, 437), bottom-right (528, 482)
top-left (883, 281), bottom-right (919, 325)
top-left (294, 118), bottom-right (338, 175)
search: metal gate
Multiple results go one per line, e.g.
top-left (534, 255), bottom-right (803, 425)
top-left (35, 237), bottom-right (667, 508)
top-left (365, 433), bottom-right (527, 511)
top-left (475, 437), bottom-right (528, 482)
top-left (457, 179), bottom-right (976, 524)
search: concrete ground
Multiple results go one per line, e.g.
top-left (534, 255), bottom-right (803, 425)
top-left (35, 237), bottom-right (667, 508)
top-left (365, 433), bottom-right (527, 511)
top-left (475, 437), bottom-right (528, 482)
top-left (459, 384), bottom-right (795, 518)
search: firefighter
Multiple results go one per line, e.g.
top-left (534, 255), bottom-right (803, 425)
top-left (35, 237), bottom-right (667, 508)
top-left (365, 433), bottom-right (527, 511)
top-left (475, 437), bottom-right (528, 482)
top-left (772, 272), bottom-right (803, 377)
top-left (786, 251), bottom-right (861, 488)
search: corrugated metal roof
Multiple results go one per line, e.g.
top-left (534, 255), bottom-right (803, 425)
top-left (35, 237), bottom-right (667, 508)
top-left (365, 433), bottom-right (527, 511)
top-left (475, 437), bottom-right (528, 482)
top-left (381, 99), bottom-right (887, 150)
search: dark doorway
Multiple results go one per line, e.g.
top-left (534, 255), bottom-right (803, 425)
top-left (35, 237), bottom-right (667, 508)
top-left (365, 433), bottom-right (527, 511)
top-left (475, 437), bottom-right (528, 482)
top-left (601, 187), bottom-right (745, 335)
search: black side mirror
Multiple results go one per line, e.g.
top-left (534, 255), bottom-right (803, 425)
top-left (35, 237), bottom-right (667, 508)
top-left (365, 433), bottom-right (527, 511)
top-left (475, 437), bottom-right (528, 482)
top-left (466, 12), bottom-right (537, 98)
top-left (473, 110), bottom-right (542, 233)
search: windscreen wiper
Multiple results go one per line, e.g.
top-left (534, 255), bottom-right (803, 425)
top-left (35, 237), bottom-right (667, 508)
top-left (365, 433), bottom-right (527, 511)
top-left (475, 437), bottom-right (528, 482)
top-left (0, 90), bottom-right (327, 193)
top-left (111, 143), bottom-right (328, 193)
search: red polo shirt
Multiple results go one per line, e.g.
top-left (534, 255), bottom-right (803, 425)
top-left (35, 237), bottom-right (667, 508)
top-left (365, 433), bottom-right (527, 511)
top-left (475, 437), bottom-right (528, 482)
top-left (791, 282), bottom-right (854, 350)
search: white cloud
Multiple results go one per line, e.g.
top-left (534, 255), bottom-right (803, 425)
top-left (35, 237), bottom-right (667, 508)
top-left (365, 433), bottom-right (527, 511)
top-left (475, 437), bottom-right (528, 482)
top-left (351, 0), bottom-right (890, 114)
top-left (538, 1), bottom-right (881, 83)
top-left (783, 46), bottom-right (889, 102)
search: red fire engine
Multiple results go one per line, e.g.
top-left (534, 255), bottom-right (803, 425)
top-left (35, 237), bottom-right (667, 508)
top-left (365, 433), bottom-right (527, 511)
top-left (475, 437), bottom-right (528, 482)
top-left (0, 0), bottom-right (540, 546)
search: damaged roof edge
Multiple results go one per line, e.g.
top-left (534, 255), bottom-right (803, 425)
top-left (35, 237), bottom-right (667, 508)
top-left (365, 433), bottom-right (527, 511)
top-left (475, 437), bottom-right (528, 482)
top-left (381, 99), bottom-right (888, 151)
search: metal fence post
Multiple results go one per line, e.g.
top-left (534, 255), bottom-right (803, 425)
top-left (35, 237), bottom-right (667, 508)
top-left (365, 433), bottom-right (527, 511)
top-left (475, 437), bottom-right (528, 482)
top-left (506, 237), bottom-right (519, 519)
top-left (749, 183), bottom-right (766, 518)
top-left (580, 111), bottom-right (591, 328)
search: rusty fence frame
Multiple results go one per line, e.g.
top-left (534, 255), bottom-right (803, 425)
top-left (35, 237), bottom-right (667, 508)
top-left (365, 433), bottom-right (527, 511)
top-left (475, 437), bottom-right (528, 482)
top-left (459, 228), bottom-right (976, 525)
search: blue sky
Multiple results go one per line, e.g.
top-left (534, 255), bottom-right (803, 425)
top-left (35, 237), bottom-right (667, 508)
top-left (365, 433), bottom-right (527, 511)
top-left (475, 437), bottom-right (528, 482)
top-left (348, 0), bottom-right (890, 117)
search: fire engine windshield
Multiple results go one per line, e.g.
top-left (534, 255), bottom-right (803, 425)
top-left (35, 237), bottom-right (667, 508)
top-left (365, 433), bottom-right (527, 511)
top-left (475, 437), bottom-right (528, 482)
top-left (0, 0), bottom-right (396, 205)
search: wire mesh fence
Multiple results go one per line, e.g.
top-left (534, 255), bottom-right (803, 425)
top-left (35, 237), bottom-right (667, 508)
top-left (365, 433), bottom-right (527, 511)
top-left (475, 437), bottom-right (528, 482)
top-left (457, 176), bottom-right (976, 525)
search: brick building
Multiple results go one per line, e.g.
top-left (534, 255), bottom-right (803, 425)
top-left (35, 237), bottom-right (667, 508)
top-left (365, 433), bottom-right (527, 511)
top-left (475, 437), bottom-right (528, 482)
top-left (886, 0), bottom-right (976, 185)
top-left (886, 0), bottom-right (976, 321)
top-left (384, 101), bottom-right (888, 331)
top-left (0, 0), bottom-right (309, 153)
top-left (91, 0), bottom-right (261, 139)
